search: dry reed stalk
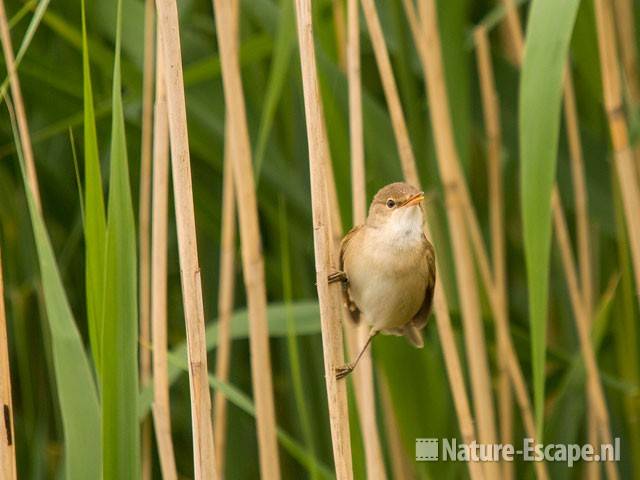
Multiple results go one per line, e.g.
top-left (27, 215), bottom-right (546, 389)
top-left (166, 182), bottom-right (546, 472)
top-left (405, 3), bottom-right (500, 476)
top-left (379, 375), bottom-right (416, 480)
top-left (473, 26), bottom-right (513, 480)
top-left (154, 1), bottom-right (217, 477)
top-left (497, 354), bottom-right (513, 479)
top-left (333, 0), bottom-right (347, 70)
top-left (562, 74), bottom-right (593, 322)
top-left (496, 20), bottom-right (519, 66)
top-left (0, 9), bottom-right (44, 473)
top-left (345, 1), bottom-right (386, 476)
top-left (212, 4), bottom-right (238, 477)
top-left (139, 1), bottom-right (155, 478)
top-left (562, 75), bottom-right (600, 479)
top-left (0, 0), bottom-right (40, 211)
top-left (551, 189), bottom-right (619, 480)
top-left (612, 0), bottom-right (640, 108)
top-left (472, 25), bottom-right (550, 480)
top-left (360, 0), bottom-right (419, 184)
top-left (211, 1), bottom-right (281, 477)
top-left (500, 0), bottom-right (603, 454)
top-left (0, 249), bottom-right (16, 480)
top-left (213, 121), bottom-right (237, 478)
top-left (593, 0), bottom-right (640, 306)
top-left (150, 27), bottom-right (178, 480)
top-left (428, 261), bottom-right (485, 480)
top-left (294, 0), bottom-right (354, 477)
top-left (357, 2), bottom-right (483, 478)
top-left (612, 0), bottom-right (640, 179)
top-left (501, 0), bottom-right (524, 62)
top-left (498, 2), bottom-right (603, 476)
top-left (348, 0), bottom-right (365, 227)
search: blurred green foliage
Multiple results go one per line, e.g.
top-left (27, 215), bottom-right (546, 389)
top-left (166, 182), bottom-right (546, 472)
top-left (0, 0), bottom-right (638, 478)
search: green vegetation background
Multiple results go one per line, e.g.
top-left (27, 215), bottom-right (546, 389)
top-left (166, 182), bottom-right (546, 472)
top-left (0, 0), bottom-right (637, 478)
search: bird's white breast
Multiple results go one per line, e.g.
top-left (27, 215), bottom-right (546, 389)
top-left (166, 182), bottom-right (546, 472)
top-left (345, 206), bottom-right (427, 332)
top-left (369, 205), bottom-right (424, 250)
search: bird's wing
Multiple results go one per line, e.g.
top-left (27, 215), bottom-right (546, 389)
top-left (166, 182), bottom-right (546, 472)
top-left (340, 225), bottom-right (363, 323)
top-left (408, 235), bottom-right (436, 335)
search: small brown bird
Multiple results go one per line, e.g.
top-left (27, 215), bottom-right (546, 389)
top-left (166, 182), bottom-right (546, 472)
top-left (329, 182), bottom-right (436, 379)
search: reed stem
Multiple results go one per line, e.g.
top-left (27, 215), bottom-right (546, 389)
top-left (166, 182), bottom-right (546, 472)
top-left (473, 26), bottom-right (513, 480)
top-left (0, 249), bottom-right (16, 479)
top-left (358, 2), bottom-right (484, 478)
top-left (612, 0), bottom-right (640, 108)
top-left (211, 0), bottom-right (281, 477)
top-left (490, 3), bottom-right (602, 474)
top-left (593, 0), bottom-right (640, 309)
top-left (333, 0), bottom-right (346, 70)
top-left (0, 0), bottom-right (41, 211)
top-left (408, 3), bottom-right (500, 476)
top-left (379, 375), bottom-right (416, 480)
top-left (294, 1), bottom-right (354, 477)
top-left (551, 189), bottom-right (619, 480)
top-left (562, 74), bottom-right (600, 480)
top-left (150, 25), bottom-right (178, 480)
top-left (155, 0), bottom-right (217, 476)
top-left (213, 119), bottom-right (237, 478)
top-left (212, 3), bottom-right (238, 476)
top-left (345, 0), bottom-right (386, 476)
top-left (472, 23), bottom-right (550, 480)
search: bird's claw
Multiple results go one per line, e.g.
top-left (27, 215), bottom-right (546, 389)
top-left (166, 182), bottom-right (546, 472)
top-left (327, 270), bottom-right (347, 284)
top-left (335, 363), bottom-right (354, 380)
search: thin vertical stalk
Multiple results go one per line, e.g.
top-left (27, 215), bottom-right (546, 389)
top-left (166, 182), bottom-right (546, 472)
top-left (563, 74), bottom-right (593, 320)
top-left (294, 1), bottom-right (354, 477)
top-left (593, 0), bottom-right (640, 308)
top-left (0, 2), bottom-right (45, 472)
top-left (333, 0), bottom-right (346, 70)
top-left (211, 0), bottom-right (281, 477)
top-left (346, 0), bottom-right (386, 477)
top-left (278, 198), bottom-right (318, 480)
top-left (472, 25), bottom-right (549, 480)
top-left (348, 0), bottom-right (365, 227)
top-left (359, 0), bottom-right (419, 183)
top-left (212, 4), bottom-right (238, 477)
top-left (0, 0), bottom-right (41, 211)
top-left (499, 0), bottom-right (599, 474)
top-left (139, 1), bottom-right (155, 478)
top-left (402, 3), bottom-right (500, 476)
top-left (428, 252), bottom-right (485, 480)
top-left (379, 375), bottom-right (416, 480)
top-left (473, 26), bottom-right (512, 480)
top-left (613, 0), bottom-right (640, 178)
top-left (154, 0), bottom-right (217, 477)
top-left (151, 27), bottom-right (178, 480)
top-left (612, 0), bottom-right (640, 108)
top-left (611, 177), bottom-right (640, 479)
top-left (502, 0), bottom-right (524, 63)
top-left (213, 121), bottom-right (236, 478)
top-left (357, 2), bottom-right (483, 478)
top-left (562, 75), bottom-right (599, 479)
top-left (551, 190), bottom-right (619, 480)
top-left (497, 18), bottom-right (519, 66)
top-left (0, 249), bottom-right (16, 480)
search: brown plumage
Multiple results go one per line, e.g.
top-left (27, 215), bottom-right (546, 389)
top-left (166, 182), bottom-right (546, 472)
top-left (331, 182), bottom-right (436, 378)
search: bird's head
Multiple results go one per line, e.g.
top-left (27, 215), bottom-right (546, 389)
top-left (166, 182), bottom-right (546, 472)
top-left (366, 182), bottom-right (425, 233)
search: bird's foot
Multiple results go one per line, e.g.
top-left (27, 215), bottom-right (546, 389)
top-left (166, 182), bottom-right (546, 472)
top-left (335, 363), bottom-right (354, 380)
top-left (327, 270), bottom-right (347, 284)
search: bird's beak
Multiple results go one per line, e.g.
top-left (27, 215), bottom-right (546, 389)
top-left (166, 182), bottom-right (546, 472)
top-left (401, 192), bottom-right (424, 208)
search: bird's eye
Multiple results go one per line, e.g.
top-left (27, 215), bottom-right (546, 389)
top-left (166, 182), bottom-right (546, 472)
top-left (386, 199), bottom-right (395, 208)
